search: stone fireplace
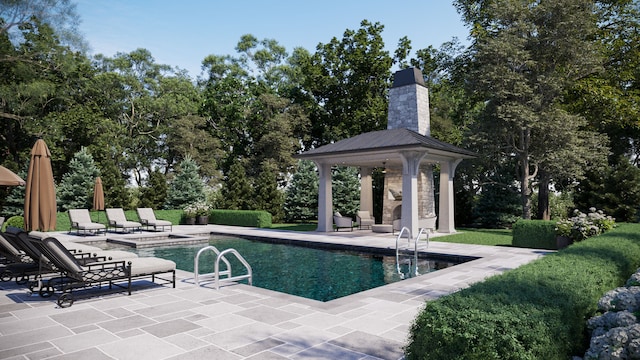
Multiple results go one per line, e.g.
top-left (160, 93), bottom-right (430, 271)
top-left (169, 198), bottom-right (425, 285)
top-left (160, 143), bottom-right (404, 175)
top-left (382, 68), bottom-right (436, 225)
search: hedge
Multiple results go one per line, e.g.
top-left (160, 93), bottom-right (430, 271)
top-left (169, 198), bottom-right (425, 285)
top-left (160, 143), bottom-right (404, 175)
top-left (405, 223), bottom-right (640, 360)
top-left (512, 219), bottom-right (558, 250)
top-left (209, 209), bottom-right (272, 228)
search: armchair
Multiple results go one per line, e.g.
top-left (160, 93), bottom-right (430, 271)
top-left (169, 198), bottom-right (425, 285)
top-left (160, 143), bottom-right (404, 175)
top-left (333, 212), bottom-right (353, 231)
top-left (355, 211), bottom-right (375, 230)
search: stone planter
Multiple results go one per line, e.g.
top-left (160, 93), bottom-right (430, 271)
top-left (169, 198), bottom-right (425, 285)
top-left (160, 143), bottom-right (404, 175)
top-left (185, 217), bottom-right (196, 225)
top-left (556, 236), bottom-right (572, 250)
top-left (196, 215), bottom-right (209, 225)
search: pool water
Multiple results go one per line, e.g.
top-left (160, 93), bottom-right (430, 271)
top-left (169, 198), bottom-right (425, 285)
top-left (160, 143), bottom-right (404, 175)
top-left (134, 237), bottom-right (464, 302)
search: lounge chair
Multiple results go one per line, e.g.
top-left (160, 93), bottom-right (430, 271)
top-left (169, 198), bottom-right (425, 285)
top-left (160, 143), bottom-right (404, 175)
top-left (0, 228), bottom-right (41, 284)
top-left (5, 229), bottom-right (136, 286)
top-left (28, 236), bottom-right (176, 308)
top-left (355, 211), bottom-right (375, 230)
top-left (136, 208), bottom-right (172, 232)
top-left (68, 209), bottom-right (106, 236)
top-left (333, 212), bottom-right (353, 231)
top-left (106, 208), bottom-right (142, 233)
top-left (29, 231), bottom-right (138, 261)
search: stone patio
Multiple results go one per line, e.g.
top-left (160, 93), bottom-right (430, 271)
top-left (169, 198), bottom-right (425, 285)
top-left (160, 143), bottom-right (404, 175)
top-left (0, 225), bottom-right (549, 359)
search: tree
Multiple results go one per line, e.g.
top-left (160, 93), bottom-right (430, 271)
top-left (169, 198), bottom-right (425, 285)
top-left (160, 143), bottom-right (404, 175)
top-left (294, 20), bottom-right (395, 147)
top-left (284, 160), bottom-right (318, 222)
top-left (57, 147), bottom-right (99, 211)
top-left (332, 166), bottom-right (360, 218)
top-left (200, 36), bottom-right (309, 181)
top-left (165, 156), bottom-right (204, 210)
top-left (455, 0), bottom-right (609, 219)
top-left (220, 161), bottom-right (253, 210)
top-left (139, 168), bottom-right (168, 209)
top-left (574, 156), bottom-right (640, 222)
top-left (253, 160), bottom-right (285, 222)
top-left (0, 0), bottom-right (86, 50)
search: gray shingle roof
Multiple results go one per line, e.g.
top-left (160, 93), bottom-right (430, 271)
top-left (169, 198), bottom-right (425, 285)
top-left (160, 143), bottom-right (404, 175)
top-left (297, 128), bottom-right (476, 158)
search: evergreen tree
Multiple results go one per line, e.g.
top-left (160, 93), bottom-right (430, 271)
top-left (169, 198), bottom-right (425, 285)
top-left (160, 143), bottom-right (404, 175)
top-left (284, 160), bottom-right (318, 222)
top-left (332, 166), bottom-right (360, 217)
top-left (139, 169), bottom-right (168, 209)
top-left (472, 173), bottom-right (521, 228)
top-left (57, 147), bottom-right (100, 211)
top-left (2, 168), bottom-right (28, 217)
top-left (100, 161), bottom-right (130, 209)
top-left (574, 156), bottom-right (640, 222)
top-left (253, 160), bottom-right (284, 222)
top-left (221, 161), bottom-right (253, 210)
top-left (165, 156), bottom-right (205, 210)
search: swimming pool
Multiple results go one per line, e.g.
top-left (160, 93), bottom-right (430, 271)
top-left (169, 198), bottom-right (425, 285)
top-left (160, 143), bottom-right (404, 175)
top-left (134, 236), bottom-right (471, 302)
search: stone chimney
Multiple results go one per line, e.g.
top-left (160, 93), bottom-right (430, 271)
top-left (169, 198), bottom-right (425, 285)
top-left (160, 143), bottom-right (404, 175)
top-left (387, 68), bottom-right (430, 136)
top-left (382, 68), bottom-right (436, 225)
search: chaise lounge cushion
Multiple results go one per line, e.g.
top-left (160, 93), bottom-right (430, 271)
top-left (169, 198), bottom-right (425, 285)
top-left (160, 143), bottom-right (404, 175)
top-left (127, 257), bottom-right (176, 277)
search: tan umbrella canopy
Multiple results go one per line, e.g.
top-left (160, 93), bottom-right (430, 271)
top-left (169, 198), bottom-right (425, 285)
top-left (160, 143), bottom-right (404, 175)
top-left (24, 139), bottom-right (57, 231)
top-left (92, 177), bottom-right (104, 211)
top-left (93, 176), bottom-right (105, 223)
top-left (0, 165), bottom-right (25, 186)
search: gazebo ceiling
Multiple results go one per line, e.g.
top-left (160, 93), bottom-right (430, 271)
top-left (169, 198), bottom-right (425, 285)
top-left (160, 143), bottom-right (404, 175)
top-left (295, 128), bottom-right (476, 168)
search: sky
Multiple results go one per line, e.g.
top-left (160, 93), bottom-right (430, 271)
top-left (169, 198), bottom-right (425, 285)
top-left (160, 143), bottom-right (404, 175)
top-left (75, 1), bottom-right (470, 79)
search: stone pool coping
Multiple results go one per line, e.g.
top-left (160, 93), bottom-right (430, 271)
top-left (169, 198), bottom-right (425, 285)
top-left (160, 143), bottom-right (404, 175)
top-left (0, 225), bottom-right (549, 359)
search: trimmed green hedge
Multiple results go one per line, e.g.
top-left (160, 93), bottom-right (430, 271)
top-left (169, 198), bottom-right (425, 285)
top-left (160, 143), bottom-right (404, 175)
top-left (512, 219), bottom-right (558, 250)
top-left (210, 210), bottom-right (272, 228)
top-left (2, 215), bottom-right (24, 231)
top-left (405, 223), bottom-right (640, 360)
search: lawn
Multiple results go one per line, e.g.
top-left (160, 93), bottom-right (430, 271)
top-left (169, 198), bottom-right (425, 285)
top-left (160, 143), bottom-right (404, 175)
top-left (433, 228), bottom-right (513, 246)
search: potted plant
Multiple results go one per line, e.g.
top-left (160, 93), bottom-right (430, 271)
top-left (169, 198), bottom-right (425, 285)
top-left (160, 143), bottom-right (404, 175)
top-left (554, 219), bottom-right (573, 249)
top-left (183, 204), bottom-right (197, 225)
top-left (194, 201), bottom-right (210, 225)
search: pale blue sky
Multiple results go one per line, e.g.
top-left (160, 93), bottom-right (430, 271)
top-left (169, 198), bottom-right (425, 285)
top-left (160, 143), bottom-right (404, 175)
top-left (75, 1), bottom-right (469, 78)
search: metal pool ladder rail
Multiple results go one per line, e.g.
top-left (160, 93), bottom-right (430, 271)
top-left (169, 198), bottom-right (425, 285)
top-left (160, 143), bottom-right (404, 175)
top-left (395, 226), bottom-right (431, 278)
top-left (194, 245), bottom-right (253, 289)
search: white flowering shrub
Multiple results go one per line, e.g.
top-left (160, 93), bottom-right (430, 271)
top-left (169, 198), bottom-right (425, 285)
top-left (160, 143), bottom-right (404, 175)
top-left (556, 208), bottom-right (616, 243)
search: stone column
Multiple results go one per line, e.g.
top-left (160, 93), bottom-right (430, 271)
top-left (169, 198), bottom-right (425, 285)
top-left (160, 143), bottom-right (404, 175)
top-left (400, 151), bottom-right (427, 236)
top-left (315, 162), bottom-right (333, 232)
top-left (359, 167), bottom-right (373, 215)
top-left (438, 159), bottom-right (462, 233)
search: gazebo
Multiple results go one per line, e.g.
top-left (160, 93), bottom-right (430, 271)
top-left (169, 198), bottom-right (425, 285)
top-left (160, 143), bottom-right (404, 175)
top-left (295, 68), bottom-right (476, 236)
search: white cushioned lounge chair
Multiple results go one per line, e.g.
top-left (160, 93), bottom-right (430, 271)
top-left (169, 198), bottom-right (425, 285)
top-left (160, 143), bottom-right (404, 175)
top-left (29, 236), bottom-right (175, 308)
top-left (68, 209), bottom-right (105, 236)
top-left (136, 208), bottom-right (172, 232)
top-left (106, 208), bottom-right (142, 233)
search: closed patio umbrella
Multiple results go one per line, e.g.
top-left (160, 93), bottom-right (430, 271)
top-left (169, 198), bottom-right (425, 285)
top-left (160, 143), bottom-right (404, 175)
top-left (93, 176), bottom-right (104, 222)
top-left (24, 139), bottom-right (57, 231)
top-left (0, 165), bottom-right (25, 186)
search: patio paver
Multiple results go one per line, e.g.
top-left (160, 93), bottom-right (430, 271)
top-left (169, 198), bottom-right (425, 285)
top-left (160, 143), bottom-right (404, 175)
top-left (0, 225), bottom-right (548, 360)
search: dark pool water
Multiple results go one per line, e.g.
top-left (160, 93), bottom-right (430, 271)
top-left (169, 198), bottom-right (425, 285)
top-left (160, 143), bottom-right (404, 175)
top-left (134, 237), bottom-right (464, 302)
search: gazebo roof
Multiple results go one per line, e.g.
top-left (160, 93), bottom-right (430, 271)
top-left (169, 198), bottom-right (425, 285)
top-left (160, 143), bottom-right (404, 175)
top-left (296, 128), bottom-right (476, 167)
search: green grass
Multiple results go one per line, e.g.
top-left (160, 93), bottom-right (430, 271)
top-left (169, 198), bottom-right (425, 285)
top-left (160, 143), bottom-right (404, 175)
top-left (433, 228), bottom-right (513, 246)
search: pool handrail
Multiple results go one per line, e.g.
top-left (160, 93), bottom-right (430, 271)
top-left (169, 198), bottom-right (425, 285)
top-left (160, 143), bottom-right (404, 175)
top-left (194, 245), bottom-right (252, 289)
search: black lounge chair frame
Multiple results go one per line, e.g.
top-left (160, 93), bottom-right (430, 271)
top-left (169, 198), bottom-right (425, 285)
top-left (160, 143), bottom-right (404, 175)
top-left (28, 237), bottom-right (175, 308)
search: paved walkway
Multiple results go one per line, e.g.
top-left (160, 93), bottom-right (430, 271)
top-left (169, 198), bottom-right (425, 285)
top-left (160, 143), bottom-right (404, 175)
top-left (0, 225), bottom-right (549, 360)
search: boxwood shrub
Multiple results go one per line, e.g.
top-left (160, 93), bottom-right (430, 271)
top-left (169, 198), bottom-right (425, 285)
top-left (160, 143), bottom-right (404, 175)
top-left (2, 215), bottom-right (24, 231)
top-left (210, 210), bottom-right (272, 228)
top-left (405, 223), bottom-right (640, 360)
top-left (512, 219), bottom-right (558, 250)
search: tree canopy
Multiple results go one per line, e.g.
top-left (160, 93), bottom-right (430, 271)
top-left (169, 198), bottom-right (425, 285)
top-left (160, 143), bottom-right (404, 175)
top-left (1, 0), bottom-right (639, 227)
